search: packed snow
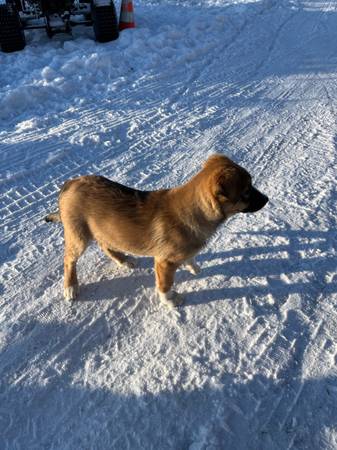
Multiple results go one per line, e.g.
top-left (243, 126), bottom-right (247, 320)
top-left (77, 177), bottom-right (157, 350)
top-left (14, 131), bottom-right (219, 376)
top-left (1, 0), bottom-right (337, 448)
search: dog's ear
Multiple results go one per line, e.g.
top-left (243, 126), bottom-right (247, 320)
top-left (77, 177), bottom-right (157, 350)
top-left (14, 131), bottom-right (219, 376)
top-left (203, 154), bottom-right (231, 171)
top-left (212, 169), bottom-right (236, 202)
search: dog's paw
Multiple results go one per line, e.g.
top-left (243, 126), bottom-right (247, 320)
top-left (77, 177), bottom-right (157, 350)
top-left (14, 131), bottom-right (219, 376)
top-left (124, 257), bottom-right (137, 269)
top-left (185, 262), bottom-right (201, 275)
top-left (117, 257), bottom-right (137, 269)
top-left (64, 285), bottom-right (79, 301)
top-left (158, 290), bottom-right (184, 308)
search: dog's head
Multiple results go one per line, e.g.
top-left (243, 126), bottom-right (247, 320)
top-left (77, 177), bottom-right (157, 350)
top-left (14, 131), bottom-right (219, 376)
top-left (203, 154), bottom-right (268, 219)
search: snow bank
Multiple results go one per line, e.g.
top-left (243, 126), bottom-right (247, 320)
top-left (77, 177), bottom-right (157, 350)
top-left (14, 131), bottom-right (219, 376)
top-left (0, 2), bottom-right (262, 122)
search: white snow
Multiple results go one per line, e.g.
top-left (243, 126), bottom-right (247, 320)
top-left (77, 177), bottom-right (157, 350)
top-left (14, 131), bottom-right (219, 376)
top-left (1, 0), bottom-right (337, 449)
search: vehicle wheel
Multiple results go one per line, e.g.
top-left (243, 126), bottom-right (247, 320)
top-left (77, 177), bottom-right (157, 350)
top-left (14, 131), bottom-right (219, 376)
top-left (0, 1), bottom-right (25, 53)
top-left (91, 0), bottom-right (119, 43)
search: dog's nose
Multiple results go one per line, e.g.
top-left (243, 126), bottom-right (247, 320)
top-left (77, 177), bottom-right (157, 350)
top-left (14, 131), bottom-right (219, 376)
top-left (261, 194), bottom-right (268, 207)
top-left (254, 191), bottom-right (268, 211)
top-left (242, 189), bottom-right (268, 213)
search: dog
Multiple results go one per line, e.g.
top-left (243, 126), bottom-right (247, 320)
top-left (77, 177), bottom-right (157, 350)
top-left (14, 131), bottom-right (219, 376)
top-left (45, 154), bottom-right (268, 307)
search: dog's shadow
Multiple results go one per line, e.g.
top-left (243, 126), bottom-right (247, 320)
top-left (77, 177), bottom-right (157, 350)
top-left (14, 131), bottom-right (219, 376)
top-left (78, 256), bottom-right (155, 303)
top-left (77, 229), bottom-right (337, 311)
top-left (185, 229), bottom-right (337, 311)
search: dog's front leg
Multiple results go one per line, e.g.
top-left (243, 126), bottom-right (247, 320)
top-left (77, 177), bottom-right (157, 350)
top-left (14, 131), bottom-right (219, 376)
top-left (155, 259), bottom-right (184, 307)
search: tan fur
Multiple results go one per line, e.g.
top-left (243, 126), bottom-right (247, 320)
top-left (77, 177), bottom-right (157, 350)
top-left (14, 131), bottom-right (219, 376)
top-left (46, 154), bottom-right (268, 306)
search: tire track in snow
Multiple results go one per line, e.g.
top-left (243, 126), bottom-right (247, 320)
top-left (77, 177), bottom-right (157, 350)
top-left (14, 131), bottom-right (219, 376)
top-left (166, 0), bottom-right (289, 109)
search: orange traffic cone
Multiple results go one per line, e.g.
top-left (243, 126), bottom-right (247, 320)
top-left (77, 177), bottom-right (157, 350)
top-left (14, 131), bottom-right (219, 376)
top-left (119, 0), bottom-right (135, 31)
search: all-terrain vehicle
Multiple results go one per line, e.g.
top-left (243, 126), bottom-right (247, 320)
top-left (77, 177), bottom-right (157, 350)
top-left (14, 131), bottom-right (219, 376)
top-left (0, 0), bottom-right (119, 52)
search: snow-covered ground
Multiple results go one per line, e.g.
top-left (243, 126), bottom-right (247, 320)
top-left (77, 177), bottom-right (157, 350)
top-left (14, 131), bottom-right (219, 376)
top-left (1, 0), bottom-right (337, 448)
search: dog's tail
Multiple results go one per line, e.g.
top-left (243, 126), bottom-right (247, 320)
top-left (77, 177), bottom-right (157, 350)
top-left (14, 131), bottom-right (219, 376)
top-left (45, 211), bottom-right (61, 223)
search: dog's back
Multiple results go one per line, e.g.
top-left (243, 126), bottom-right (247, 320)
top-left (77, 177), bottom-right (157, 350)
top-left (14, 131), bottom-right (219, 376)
top-left (57, 175), bottom-right (170, 257)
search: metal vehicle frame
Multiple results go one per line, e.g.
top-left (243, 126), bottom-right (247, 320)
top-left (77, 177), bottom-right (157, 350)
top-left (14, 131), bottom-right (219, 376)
top-left (0, 0), bottom-right (119, 52)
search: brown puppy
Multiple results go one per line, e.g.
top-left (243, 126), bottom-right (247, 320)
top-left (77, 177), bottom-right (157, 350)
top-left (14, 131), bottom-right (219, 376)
top-left (45, 154), bottom-right (268, 307)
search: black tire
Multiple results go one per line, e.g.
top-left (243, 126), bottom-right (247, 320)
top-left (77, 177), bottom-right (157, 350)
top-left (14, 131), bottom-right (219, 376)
top-left (0, 2), bottom-right (25, 53)
top-left (91, 1), bottom-right (119, 43)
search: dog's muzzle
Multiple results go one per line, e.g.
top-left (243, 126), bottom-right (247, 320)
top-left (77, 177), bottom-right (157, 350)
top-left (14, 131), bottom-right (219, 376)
top-left (242, 187), bottom-right (268, 213)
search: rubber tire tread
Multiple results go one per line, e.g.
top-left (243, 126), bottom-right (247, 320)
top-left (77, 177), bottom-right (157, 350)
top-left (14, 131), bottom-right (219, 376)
top-left (91, 2), bottom-right (119, 43)
top-left (0, 3), bottom-right (25, 53)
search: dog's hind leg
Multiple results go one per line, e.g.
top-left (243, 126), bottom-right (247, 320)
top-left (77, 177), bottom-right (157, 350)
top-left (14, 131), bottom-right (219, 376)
top-left (99, 244), bottom-right (136, 269)
top-left (63, 229), bottom-right (89, 301)
top-left (155, 259), bottom-right (183, 308)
